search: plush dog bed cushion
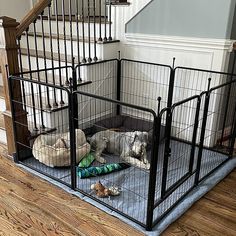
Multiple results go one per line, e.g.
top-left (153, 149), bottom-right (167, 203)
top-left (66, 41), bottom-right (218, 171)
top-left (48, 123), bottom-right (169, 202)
top-left (93, 115), bottom-right (166, 141)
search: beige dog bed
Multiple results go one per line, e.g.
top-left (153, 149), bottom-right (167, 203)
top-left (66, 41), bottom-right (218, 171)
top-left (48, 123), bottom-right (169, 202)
top-left (32, 129), bottom-right (90, 167)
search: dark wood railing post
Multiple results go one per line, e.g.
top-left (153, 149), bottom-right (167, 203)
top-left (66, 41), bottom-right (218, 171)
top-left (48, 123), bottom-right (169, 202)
top-left (0, 16), bottom-right (29, 156)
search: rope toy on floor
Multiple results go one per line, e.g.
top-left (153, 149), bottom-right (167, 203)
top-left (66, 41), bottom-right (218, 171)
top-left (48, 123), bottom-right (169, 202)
top-left (77, 163), bottom-right (131, 179)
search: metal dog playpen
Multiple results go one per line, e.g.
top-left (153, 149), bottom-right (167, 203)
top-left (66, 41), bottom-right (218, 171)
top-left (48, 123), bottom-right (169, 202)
top-left (8, 58), bottom-right (236, 230)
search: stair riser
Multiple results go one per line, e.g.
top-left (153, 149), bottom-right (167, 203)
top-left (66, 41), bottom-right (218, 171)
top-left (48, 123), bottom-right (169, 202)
top-left (21, 62), bottom-right (116, 102)
top-left (33, 20), bottom-right (114, 40)
top-left (22, 56), bottom-right (96, 84)
top-left (21, 35), bottom-right (99, 60)
top-left (24, 83), bottom-right (69, 104)
top-left (26, 106), bottom-right (69, 132)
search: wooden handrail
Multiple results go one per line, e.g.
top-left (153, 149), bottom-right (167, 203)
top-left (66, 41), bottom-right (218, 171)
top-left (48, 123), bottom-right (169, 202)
top-left (16, 0), bottom-right (51, 38)
top-left (0, 16), bottom-right (30, 155)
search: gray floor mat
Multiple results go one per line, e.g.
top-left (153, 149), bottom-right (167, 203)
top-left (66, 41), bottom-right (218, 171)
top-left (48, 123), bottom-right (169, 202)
top-left (22, 140), bottom-right (229, 225)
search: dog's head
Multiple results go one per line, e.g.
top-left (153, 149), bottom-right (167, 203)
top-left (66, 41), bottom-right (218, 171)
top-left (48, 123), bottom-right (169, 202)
top-left (130, 131), bottom-right (148, 157)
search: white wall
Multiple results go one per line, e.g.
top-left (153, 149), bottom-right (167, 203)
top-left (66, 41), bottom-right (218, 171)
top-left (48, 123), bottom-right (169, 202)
top-left (0, 0), bottom-right (32, 21)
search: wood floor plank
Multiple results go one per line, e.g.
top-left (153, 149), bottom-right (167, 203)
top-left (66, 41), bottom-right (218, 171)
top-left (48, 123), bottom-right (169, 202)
top-left (0, 155), bottom-right (143, 236)
top-left (0, 142), bottom-right (235, 236)
top-left (163, 168), bottom-right (236, 236)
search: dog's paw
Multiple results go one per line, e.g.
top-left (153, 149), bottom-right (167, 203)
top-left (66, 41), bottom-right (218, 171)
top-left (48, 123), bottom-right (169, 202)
top-left (141, 162), bottom-right (150, 170)
top-left (143, 158), bottom-right (148, 164)
top-left (96, 156), bottom-right (106, 164)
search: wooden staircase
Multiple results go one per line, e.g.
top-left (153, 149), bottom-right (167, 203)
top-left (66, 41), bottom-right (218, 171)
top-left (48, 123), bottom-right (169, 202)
top-left (0, 0), bottom-right (130, 155)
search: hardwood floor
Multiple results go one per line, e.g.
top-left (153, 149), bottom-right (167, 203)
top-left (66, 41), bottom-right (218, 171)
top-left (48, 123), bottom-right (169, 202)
top-left (0, 145), bottom-right (143, 236)
top-left (163, 168), bottom-right (236, 236)
top-left (0, 142), bottom-right (235, 235)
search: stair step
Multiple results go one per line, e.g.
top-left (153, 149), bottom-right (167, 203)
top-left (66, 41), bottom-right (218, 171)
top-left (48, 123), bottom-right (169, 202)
top-left (24, 31), bottom-right (119, 44)
top-left (25, 94), bottom-right (69, 113)
top-left (109, 2), bottom-right (131, 6)
top-left (23, 32), bottom-right (120, 44)
top-left (22, 67), bottom-right (69, 86)
top-left (39, 15), bottom-right (109, 24)
top-left (21, 48), bottom-right (81, 65)
top-left (33, 15), bottom-right (115, 42)
top-left (25, 32), bottom-right (96, 43)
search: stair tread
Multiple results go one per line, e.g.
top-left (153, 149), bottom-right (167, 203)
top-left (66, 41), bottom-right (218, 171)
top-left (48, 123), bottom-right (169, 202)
top-left (24, 32), bottom-right (96, 43)
top-left (23, 31), bottom-right (119, 45)
top-left (109, 2), bottom-right (130, 6)
top-left (39, 15), bottom-right (110, 24)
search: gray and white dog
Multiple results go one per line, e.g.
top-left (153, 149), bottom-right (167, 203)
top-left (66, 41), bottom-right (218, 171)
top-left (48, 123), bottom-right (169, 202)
top-left (89, 130), bottom-right (150, 170)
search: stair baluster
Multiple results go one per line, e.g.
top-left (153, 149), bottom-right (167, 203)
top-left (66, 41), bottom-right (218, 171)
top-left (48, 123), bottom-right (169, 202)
top-left (26, 28), bottom-right (38, 131)
top-left (69, 0), bottom-right (74, 64)
top-left (75, 0), bottom-right (81, 81)
top-left (93, 0), bottom-right (98, 61)
top-left (62, 0), bottom-right (69, 85)
top-left (98, 0), bottom-right (102, 41)
top-left (48, 4), bottom-right (58, 107)
top-left (108, 0), bottom-right (112, 41)
top-left (40, 11), bottom-right (51, 110)
top-left (82, 0), bottom-right (86, 63)
top-left (54, 0), bottom-right (64, 105)
top-left (33, 20), bottom-right (45, 129)
top-left (87, 0), bottom-right (92, 63)
top-left (104, 0), bottom-right (107, 41)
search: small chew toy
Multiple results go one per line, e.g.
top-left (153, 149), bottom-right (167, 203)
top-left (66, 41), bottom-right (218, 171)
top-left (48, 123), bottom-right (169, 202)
top-left (90, 181), bottom-right (121, 198)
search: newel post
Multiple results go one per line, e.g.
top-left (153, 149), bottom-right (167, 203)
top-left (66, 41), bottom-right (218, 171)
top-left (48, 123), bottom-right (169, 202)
top-left (0, 16), bottom-right (29, 156)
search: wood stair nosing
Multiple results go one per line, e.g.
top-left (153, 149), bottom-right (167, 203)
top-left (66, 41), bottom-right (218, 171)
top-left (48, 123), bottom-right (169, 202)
top-left (39, 15), bottom-right (110, 24)
top-left (22, 31), bottom-right (119, 45)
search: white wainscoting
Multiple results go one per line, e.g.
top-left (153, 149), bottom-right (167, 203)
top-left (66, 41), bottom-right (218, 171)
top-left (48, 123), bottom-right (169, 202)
top-left (123, 33), bottom-right (234, 71)
top-left (119, 33), bottom-right (235, 147)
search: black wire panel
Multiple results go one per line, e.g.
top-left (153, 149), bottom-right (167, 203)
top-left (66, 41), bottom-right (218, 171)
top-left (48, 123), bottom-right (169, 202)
top-left (174, 67), bottom-right (234, 102)
top-left (198, 81), bottom-right (236, 182)
top-left (73, 90), bottom-right (156, 226)
top-left (120, 59), bottom-right (172, 117)
top-left (77, 59), bottom-right (118, 97)
top-left (9, 74), bottom-right (73, 187)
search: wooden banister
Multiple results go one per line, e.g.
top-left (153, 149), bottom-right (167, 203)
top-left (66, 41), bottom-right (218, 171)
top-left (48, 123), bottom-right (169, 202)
top-left (16, 0), bottom-right (51, 38)
top-left (0, 16), bottom-right (29, 156)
